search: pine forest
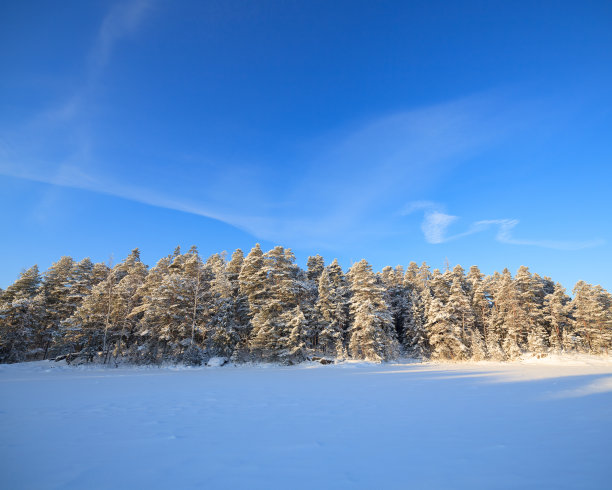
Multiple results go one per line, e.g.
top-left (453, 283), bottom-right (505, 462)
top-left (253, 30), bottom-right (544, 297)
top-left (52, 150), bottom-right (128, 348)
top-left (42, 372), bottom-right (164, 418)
top-left (1, 244), bottom-right (610, 365)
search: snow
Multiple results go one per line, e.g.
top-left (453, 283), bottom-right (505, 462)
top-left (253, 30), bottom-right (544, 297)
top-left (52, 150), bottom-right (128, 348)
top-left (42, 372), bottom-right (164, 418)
top-left (1, 357), bottom-right (611, 489)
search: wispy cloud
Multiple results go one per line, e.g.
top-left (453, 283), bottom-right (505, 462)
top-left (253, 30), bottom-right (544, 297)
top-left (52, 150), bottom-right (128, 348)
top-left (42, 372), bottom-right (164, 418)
top-left (27, 0), bottom-right (153, 128)
top-left (404, 201), bottom-right (605, 250)
top-left (2, 90), bottom-right (524, 247)
top-left (90, 0), bottom-right (153, 76)
top-left (0, 4), bottom-right (568, 252)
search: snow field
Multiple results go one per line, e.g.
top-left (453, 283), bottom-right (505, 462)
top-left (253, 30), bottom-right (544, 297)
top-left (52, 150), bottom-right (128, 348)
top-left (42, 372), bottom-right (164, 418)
top-left (1, 357), bottom-right (611, 489)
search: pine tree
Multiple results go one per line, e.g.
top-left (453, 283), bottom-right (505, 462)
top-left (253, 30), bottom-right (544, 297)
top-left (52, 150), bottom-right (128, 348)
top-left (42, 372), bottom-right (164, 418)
top-left (470, 268), bottom-right (491, 360)
top-left (316, 261), bottom-right (349, 358)
top-left (35, 256), bottom-right (75, 359)
top-left (239, 244), bottom-right (267, 319)
top-left (544, 283), bottom-right (570, 353)
top-left (380, 265), bottom-right (410, 343)
top-left (306, 255), bottom-right (325, 284)
top-left (425, 278), bottom-right (470, 360)
top-left (129, 255), bottom-right (174, 363)
top-left (249, 246), bottom-right (306, 362)
top-left (111, 249), bottom-right (148, 362)
top-left (227, 249), bottom-right (251, 360)
top-left (347, 260), bottom-right (398, 362)
top-left (447, 277), bottom-right (474, 358)
top-left (515, 266), bottom-right (547, 357)
top-left (0, 266), bottom-right (42, 363)
top-left (571, 282), bottom-right (612, 354)
top-left (280, 305), bottom-right (309, 363)
top-left (206, 252), bottom-right (241, 358)
top-left (402, 262), bottom-right (428, 358)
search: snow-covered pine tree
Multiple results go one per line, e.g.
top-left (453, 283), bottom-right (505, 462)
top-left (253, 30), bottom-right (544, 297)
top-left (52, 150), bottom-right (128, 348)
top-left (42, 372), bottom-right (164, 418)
top-left (466, 266), bottom-right (490, 360)
top-left (428, 269), bottom-right (450, 304)
top-left (447, 276), bottom-right (474, 358)
top-left (129, 254), bottom-right (174, 363)
top-left (62, 259), bottom-right (117, 361)
top-left (306, 255), bottom-right (325, 284)
top-left (280, 305), bottom-right (309, 363)
top-left (239, 243), bottom-right (267, 323)
top-left (0, 266), bottom-right (43, 363)
top-left (110, 249), bottom-right (148, 362)
top-left (316, 260), bottom-right (349, 358)
top-left (206, 252), bottom-right (241, 359)
top-left (485, 270), bottom-right (513, 360)
top-left (302, 255), bottom-right (324, 352)
top-left (380, 265), bottom-right (410, 345)
top-left (571, 282), bottom-right (612, 354)
top-left (544, 283), bottom-right (570, 353)
top-left (347, 259), bottom-right (399, 362)
top-left (34, 256), bottom-right (74, 359)
top-left (249, 246), bottom-right (306, 362)
top-left (425, 278), bottom-right (470, 360)
top-left (515, 266), bottom-right (548, 357)
top-left (174, 247), bottom-right (213, 364)
top-left (402, 262), bottom-right (428, 358)
top-left (226, 249), bottom-right (251, 361)
top-left (64, 252), bottom-right (146, 363)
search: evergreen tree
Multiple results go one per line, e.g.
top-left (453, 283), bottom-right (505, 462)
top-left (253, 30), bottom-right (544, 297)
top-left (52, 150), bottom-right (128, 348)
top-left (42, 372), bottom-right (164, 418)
top-left (571, 282), bottom-right (612, 354)
top-left (249, 247), bottom-right (306, 362)
top-left (0, 266), bottom-right (42, 363)
top-left (544, 283), bottom-right (570, 353)
top-left (402, 262), bottom-right (428, 358)
top-left (129, 255), bottom-right (174, 363)
top-left (347, 260), bottom-right (398, 362)
top-left (426, 278), bottom-right (470, 360)
top-left (239, 244), bottom-right (267, 320)
top-left (227, 249), bottom-right (251, 360)
top-left (206, 252), bottom-right (241, 358)
top-left (306, 255), bottom-right (325, 284)
top-left (111, 249), bottom-right (148, 362)
top-left (380, 265), bottom-right (410, 343)
top-left (515, 266), bottom-right (547, 356)
top-left (316, 261), bottom-right (349, 358)
top-left (35, 256), bottom-right (75, 359)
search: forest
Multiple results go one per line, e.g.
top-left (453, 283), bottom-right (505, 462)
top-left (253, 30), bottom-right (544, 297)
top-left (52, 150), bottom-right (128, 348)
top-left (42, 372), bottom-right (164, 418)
top-left (0, 244), bottom-right (610, 365)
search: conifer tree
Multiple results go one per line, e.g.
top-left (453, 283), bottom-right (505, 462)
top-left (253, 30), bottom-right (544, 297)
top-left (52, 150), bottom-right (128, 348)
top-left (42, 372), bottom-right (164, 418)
top-left (571, 282), bottom-right (612, 354)
top-left (306, 255), bottom-right (325, 284)
top-left (380, 265), bottom-right (410, 342)
top-left (34, 257), bottom-right (75, 359)
top-left (206, 252), bottom-right (242, 358)
top-left (239, 244), bottom-right (267, 320)
top-left (129, 255), bottom-right (174, 363)
top-left (468, 266), bottom-right (491, 359)
top-left (249, 247), bottom-right (306, 362)
top-left (0, 266), bottom-right (42, 363)
top-left (402, 262), bottom-right (428, 358)
top-left (111, 249), bottom-right (148, 362)
top-left (347, 259), bottom-right (398, 362)
top-left (515, 266), bottom-right (547, 356)
top-left (425, 278), bottom-right (470, 360)
top-left (544, 283), bottom-right (570, 352)
top-left (316, 261), bottom-right (349, 358)
top-left (227, 249), bottom-right (251, 360)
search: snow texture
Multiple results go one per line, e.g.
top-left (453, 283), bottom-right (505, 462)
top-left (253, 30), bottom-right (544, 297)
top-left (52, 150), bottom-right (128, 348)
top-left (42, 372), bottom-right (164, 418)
top-left (1, 356), bottom-right (611, 489)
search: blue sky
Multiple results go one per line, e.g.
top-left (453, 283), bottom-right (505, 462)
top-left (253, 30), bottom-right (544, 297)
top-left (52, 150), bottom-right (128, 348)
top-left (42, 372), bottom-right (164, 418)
top-left (1, 0), bottom-right (611, 291)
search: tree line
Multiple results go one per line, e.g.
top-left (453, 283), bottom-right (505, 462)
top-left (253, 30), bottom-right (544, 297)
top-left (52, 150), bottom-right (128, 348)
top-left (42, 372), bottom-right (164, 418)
top-left (0, 244), bottom-right (610, 365)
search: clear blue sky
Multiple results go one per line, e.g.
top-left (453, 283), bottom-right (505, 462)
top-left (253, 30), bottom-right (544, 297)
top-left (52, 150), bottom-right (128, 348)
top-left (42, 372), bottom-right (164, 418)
top-left (1, 0), bottom-right (611, 291)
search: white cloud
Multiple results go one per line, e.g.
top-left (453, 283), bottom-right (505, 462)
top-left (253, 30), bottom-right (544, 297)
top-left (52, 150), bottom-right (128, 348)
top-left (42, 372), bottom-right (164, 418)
top-left (421, 211), bottom-right (458, 244)
top-left (404, 202), bottom-right (604, 250)
top-left (90, 0), bottom-right (153, 76)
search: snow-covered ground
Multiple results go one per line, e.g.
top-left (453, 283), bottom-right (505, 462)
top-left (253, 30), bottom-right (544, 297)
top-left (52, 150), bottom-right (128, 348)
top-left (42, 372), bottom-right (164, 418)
top-left (1, 357), bottom-right (611, 489)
